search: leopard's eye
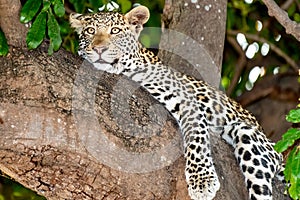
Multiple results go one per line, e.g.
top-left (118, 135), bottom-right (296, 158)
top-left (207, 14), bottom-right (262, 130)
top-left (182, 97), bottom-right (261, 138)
top-left (85, 27), bottom-right (95, 35)
top-left (110, 27), bottom-right (121, 34)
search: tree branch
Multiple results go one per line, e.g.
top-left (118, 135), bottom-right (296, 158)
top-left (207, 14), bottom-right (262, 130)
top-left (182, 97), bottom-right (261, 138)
top-left (262, 0), bottom-right (300, 42)
top-left (225, 36), bottom-right (247, 96)
top-left (227, 30), bottom-right (299, 72)
top-left (0, 0), bottom-right (27, 47)
top-left (280, 0), bottom-right (294, 10)
top-left (236, 73), bottom-right (299, 106)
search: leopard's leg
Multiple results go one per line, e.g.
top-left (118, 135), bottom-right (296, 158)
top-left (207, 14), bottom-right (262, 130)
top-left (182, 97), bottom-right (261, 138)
top-left (275, 164), bottom-right (285, 183)
top-left (222, 122), bottom-right (283, 200)
top-left (181, 113), bottom-right (220, 200)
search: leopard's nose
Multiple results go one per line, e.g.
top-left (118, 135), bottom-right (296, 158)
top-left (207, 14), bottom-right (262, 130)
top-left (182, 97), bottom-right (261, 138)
top-left (93, 46), bottom-right (108, 54)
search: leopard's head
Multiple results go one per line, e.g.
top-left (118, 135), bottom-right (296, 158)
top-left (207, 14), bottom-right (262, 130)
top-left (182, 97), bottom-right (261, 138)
top-left (70, 6), bottom-right (150, 67)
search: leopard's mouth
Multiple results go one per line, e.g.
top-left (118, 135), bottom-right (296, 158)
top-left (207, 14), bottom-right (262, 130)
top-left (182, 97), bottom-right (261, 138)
top-left (93, 47), bottom-right (119, 65)
top-left (96, 58), bottom-right (119, 65)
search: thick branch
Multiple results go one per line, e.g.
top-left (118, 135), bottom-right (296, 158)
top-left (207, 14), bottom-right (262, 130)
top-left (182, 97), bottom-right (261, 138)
top-left (159, 0), bottom-right (227, 87)
top-left (0, 0), bottom-right (27, 47)
top-left (262, 0), bottom-right (300, 42)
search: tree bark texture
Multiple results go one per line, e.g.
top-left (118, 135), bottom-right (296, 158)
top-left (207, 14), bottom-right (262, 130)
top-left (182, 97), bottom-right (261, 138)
top-left (0, 0), bottom-right (27, 48)
top-left (159, 0), bottom-right (226, 87)
top-left (0, 0), bottom-right (289, 199)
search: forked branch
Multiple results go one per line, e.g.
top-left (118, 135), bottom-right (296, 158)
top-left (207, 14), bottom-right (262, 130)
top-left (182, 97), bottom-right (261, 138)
top-left (262, 0), bottom-right (300, 42)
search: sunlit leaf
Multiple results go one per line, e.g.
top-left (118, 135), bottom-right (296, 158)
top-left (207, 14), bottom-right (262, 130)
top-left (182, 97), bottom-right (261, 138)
top-left (291, 148), bottom-right (300, 178)
top-left (26, 11), bottom-right (46, 49)
top-left (0, 29), bottom-right (9, 56)
top-left (47, 11), bottom-right (62, 53)
top-left (274, 139), bottom-right (294, 153)
top-left (287, 148), bottom-right (300, 199)
top-left (274, 128), bottom-right (300, 153)
top-left (286, 109), bottom-right (300, 123)
top-left (289, 174), bottom-right (300, 200)
top-left (42, 0), bottom-right (51, 12)
top-left (283, 128), bottom-right (300, 140)
top-left (20, 0), bottom-right (42, 23)
top-left (284, 147), bottom-right (296, 182)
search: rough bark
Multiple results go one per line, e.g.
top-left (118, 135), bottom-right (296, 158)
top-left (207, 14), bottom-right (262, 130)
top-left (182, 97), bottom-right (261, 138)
top-left (0, 0), bottom-right (289, 200)
top-left (0, 45), bottom-right (186, 200)
top-left (262, 0), bottom-right (300, 42)
top-left (0, 0), bottom-right (27, 48)
top-left (159, 0), bottom-right (226, 87)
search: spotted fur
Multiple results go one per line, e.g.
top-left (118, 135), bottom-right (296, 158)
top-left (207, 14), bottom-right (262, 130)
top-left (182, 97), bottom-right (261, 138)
top-left (70, 6), bottom-right (284, 200)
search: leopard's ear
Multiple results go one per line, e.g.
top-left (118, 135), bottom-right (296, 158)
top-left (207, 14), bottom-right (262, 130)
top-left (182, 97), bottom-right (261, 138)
top-left (125, 6), bottom-right (149, 38)
top-left (69, 13), bottom-right (83, 32)
top-left (125, 6), bottom-right (150, 26)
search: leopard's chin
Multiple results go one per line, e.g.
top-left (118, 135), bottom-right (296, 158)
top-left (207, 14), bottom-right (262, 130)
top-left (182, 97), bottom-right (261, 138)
top-left (95, 58), bottom-right (119, 65)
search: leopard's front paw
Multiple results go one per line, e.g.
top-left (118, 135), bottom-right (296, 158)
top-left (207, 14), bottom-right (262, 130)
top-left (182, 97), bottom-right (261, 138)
top-left (186, 168), bottom-right (220, 200)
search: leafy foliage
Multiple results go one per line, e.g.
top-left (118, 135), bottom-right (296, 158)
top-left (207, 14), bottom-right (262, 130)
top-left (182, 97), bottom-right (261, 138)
top-left (275, 128), bottom-right (300, 153)
top-left (20, 0), bottom-right (42, 23)
top-left (286, 109), bottom-right (300, 123)
top-left (275, 108), bottom-right (300, 200)
top-left (224, 0), bottom-right (300, 97)
top-left (47, 10), bottom-right (62, 54)
top-left (20, 0), bottom-right (65, 54)
top-left (0, 28), bottom-right (9, 56)
top-left (25, 11), bottom-right (47, 49)
top-left (17, 0), bottom-right (163, 55)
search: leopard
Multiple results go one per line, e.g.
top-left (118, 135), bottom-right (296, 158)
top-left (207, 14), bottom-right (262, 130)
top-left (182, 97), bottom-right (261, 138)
top-left (70, 5), bottom-right (284, 200)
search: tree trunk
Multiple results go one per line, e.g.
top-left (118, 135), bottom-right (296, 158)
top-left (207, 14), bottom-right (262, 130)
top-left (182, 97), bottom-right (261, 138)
top-left (0, 0), bottom-right (27, 47)
top-left (0, 0), bottom-right (288, 199)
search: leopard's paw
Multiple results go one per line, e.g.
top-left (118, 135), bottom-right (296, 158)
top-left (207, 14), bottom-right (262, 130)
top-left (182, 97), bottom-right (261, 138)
top-left (186, 168), bottom-right (220, 200)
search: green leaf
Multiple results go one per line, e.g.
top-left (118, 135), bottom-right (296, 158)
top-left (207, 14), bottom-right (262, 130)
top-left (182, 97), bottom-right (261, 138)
top-left (59, 20), bottom-right (71, 35)
top-left (53, 0), bottom-right (65, 17)
top-left (284, 147), bottom-right (296, 182)
top-left (47, 11), bottom-right (62, 53)
top-left (274, 139), bottom-right (293, 153)
top-left (287, 109), bottom-right (300, 123)
top-left (26, 11), bottom-right (46, 49)
top-left (274, 128), bottom-right (300, 153)
top-left (88, 0), bottom-right (103, 10)
top-left (69, 0), bottom-right (85, 13)
top-left (289, 174), bottom-right (300, 200)
top-left (20, 0), bottom-right (42, 23)
top-left (48, 42), bottom-right (54, 55)
top-left (291, 148), bottom-right (300, 178)
top-left (42, 0), bottom-right (51, 12)
top-left (0, 29), bottom-right (9, 56)
top-left (283, 128), bottom-right (300, 140)
top-left (287, 148), bottom-right (300, 199)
